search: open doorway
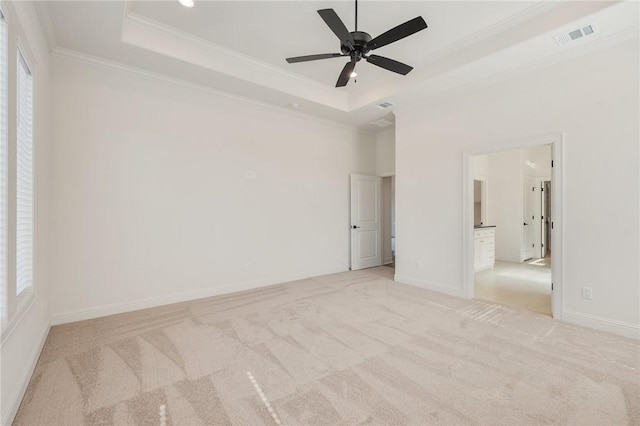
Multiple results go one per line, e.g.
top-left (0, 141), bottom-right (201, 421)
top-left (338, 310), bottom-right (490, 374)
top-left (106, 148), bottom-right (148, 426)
top-left (463, 135), bottom-right (563, 319)
top-left (382, 176), bottom-right (395, 267)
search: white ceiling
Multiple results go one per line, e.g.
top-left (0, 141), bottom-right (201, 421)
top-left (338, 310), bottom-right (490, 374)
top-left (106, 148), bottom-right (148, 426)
top-left (38, 1), bottom-right (639, 132)
top-left (129, 1), bottom-right (538, 90)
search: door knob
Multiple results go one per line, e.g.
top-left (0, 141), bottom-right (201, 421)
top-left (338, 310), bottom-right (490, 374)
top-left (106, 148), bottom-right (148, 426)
top-left (524, 223), bottom-right (529, 226)
top-left (351, 225), bottom-right (361, 229)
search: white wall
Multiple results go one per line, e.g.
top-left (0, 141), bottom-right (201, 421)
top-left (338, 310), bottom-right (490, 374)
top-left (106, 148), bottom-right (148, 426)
top-left (486, 149), bottom-right (523, 262)
top-left (376, 128), bottom-right (395, 176)
top-left (522, 145), bottom-right (552, 179)
top-left (472, 155), bottom-right (488, 177)
top-left (49, 55), bottom-right (376, 323)
top-left (0, 1), bottom-right (51, 424)
top-left (395, 39), bottom-right (639, 338)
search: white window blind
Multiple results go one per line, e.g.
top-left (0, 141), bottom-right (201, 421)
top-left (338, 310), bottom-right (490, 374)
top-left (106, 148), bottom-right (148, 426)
top-left (16, 48), bottom-right (33, 297)
top-left (0, 11), bottom-right (7, 312)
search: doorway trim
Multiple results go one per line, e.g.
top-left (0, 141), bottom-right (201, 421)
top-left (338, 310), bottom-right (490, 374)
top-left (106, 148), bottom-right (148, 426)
top-left (535, 176), bottom-right (552, 259)
top-left (462, 133), bottom-right (564, 320)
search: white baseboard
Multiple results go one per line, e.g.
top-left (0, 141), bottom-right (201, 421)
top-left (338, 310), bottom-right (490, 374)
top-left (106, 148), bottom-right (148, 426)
top-left (562, 310), bottom-right (640, 340)
top-left (383, 257), bottom-right (394, 265)
top-left (51, 265), bottom-right (348, 325)
top-left (3, 322), bottom-right (51, 426)
top-left (394, 274), bottom-right (463, 298)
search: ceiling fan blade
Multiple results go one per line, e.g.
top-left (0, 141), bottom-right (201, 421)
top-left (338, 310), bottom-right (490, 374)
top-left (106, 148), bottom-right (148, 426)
top-left (366, 55), bottom-right (413, 75)
top-left (286, 53), bottom-right (345, 63)
top-left (318, 9), bottom-right (355, 49)
top-left (367, 16), bottom-right (427, 50)
top-left (336, 60), bottom-right (356, 87)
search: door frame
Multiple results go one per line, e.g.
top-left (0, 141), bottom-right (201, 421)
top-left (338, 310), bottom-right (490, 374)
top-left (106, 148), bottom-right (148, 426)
top-left (535, 176), bottom-right (552, 259)
top-left (522, 176), bottom-right (536, 261)
top-left (462, 133), bottom-right (564, 320)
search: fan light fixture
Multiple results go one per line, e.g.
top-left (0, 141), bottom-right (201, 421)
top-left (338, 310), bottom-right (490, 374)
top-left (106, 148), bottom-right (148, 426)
top-left (350, 72), bottom-right (358, 78)
top-left (179, 0), bottom-right (195, 8)
top-left (285, 0), bottom-right (428, 87)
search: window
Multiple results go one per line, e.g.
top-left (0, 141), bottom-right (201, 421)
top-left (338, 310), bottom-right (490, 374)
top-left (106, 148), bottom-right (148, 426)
top-left (0, 11), bottom-right (6, 312)
top-left (16, 48), bottom-right (33, 297)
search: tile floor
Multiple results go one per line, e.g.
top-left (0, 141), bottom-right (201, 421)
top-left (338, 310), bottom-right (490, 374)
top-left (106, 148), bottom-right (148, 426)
top-left (474, 257), bottom-right (552, 315)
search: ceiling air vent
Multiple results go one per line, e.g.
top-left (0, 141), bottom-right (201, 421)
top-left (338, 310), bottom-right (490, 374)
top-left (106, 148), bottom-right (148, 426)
top-left (554, 24), bottom-right (596, 46)
top-left (376, 101), bottom-right (395, 109)
top-left (369, 118), bottom-right (394, 127)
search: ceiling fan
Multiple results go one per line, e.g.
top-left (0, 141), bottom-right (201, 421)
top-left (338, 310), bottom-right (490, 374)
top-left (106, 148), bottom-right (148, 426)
top-left (286, 0), bottom-right (428, 87)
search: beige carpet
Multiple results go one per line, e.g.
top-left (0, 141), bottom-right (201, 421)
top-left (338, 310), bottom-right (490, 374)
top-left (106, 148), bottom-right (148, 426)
top-left (14, 267), bottom-right (640, 425)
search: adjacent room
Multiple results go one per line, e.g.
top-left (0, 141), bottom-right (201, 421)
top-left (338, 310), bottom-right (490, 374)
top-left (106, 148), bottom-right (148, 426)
top-left (1, 1), bottom-right (638, 425)
top-left (472, 145), bottom-right (553, 316)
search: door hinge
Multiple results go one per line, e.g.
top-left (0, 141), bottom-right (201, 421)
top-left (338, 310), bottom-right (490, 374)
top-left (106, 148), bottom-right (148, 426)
top-left (551, 283), bottom-right (554, 291)
top-left (551, 160), bottom-right (554, 168)
top-left (532, 243), bottom-right (535, 247)
top-left (551, 221), bottom-right (554, 229)
top-left (541, 215), bottom-right (544, 220)
top-left (542, 243), bottom-right (544, 247)
top-left (532, 187), bottom-right (535, 192)
top-left (541, 187), bottom-right (544, 192)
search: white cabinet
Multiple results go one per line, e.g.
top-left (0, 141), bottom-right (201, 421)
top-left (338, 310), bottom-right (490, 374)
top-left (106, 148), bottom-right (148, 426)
top-left (474, 228), bottom-right (495, 272)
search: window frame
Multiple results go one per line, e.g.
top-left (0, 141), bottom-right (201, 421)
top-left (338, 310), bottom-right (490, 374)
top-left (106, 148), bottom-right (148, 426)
top-left (15, 44), bottom-right (34, 304)
top-left (0, 13), bottom-right (38, 339)
top-left (0, 9), bottom-right (7, 323)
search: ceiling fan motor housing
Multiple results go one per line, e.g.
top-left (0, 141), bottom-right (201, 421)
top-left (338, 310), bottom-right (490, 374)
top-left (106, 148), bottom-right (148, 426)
top-left (285, 7), bottom-right (427, 87)
top-left (341, 31), bottom-right (372, 60)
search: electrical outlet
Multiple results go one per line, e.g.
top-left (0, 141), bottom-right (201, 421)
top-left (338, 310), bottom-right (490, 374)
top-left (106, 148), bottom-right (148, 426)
top-left (417, 261), bottom-right (423, 270)
top-left (245, 170), bottom-right (257, 179)
top-left (246, 262), bottom-right (252, 271)
top-left (581, 287), bottom-right (593, 300)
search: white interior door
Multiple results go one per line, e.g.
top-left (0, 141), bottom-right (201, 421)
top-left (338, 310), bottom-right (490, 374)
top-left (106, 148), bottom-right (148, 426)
top-left (523, 177), bottom-right (535, 260)
top-left (350, 174), bottom-right (382, 270)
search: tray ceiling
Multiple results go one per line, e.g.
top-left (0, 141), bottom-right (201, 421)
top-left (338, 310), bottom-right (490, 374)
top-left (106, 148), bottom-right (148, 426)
top-left (39, 1), bottom-right (639, 131)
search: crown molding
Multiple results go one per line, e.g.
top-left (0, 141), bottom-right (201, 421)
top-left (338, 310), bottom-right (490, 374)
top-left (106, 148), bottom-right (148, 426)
top-left (121, 11), bottom-right (350, 112)
top-left (124, 12), bottom-right (337, 96)
top-left (348, 1), bottom-right (618, 111)
top-left (395, 23), bottom-right (640, 117)
top-left (52, 47), bottom-right (374, 137)
top-left (32, 1), bottom-right (57, 53)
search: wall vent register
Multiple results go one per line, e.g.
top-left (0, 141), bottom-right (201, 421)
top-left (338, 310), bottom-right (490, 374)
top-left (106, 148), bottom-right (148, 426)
top-left (376, 101), bottom-right (395, 109)
top-left (554, 24), bottom-right (596, 45)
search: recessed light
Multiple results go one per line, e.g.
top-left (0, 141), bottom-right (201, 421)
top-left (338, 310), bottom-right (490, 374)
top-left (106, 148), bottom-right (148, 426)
top-left (350, 72), bottom-right (358, 78)
top-left (179, 0), bottom-right (195, 8)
